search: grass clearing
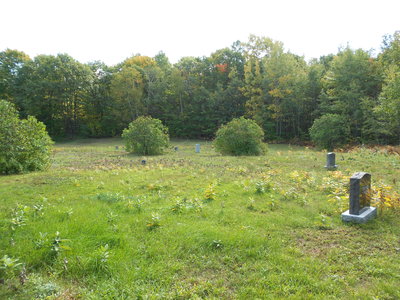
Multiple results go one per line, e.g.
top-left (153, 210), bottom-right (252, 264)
top-left (1, 139), bottom-right (399, 299)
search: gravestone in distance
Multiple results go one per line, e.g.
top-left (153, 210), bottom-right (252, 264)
top-left (341, 172), bottom-right (377, 223)
top-left (174, 146), bottom-right (179, 151)
top-left (141, 159), bottom-right (146, 165)
top-left (195, 144), bottom-right (200, 153)
top-left (325, 152), bottom-right (337, 170)
top-left (115, 146), bottom-right (119, 150)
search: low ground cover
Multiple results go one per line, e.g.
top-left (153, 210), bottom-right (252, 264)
top-left (0, 139), bottom-right (399, 299)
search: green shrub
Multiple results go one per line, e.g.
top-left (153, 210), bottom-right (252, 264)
top-left (214, 117), bottom-right (267, 156)
top-left (122, 116), bottom-right (169, 155)
top-left (0, 100), bottom-right (53, 174)
top-left (309, 114), bottom-right (350, 151)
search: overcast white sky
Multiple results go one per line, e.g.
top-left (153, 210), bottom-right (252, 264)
top-left (1, 0), bottom-right (399, 65)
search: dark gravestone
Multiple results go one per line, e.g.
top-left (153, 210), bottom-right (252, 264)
top-left (342, 172), bottom-right (377, 223)
top-left (141, 159), bottom-right (146, 165)
top-left (115, 146), bottom-right (119, 150)
top-left (349, 172), bottom-right (371, 214)
top-left (174, 146), bottom-right (179, 151)
top-left (325, 152), bottom-right (337, 170)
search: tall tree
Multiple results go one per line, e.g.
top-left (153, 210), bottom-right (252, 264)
top-left (16, 54), bottom-right (94, 136)
top-left (0, 49), bottom-right (30, 103)
top-left (242, 35), bottom-right (309, 140)
top-left (110, 55), bottom-right (161, 131)
top-left (375, 32), bottom-right (400, 143)
top-left (85, 61), bottom-right (116, 136)
top-left (320, 48), bottom-right (382, 141)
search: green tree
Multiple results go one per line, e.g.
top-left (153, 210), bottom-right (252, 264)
top-left (214, 117), bottom-right (266, 156)
top-left (374, 31), bottom-right (400, 143)
top-left (110, 56), bottom-right (158, 131)
top-left (206, 45), bottom-right (247, 128)
top-left (0, 49), bottom-right (30, 103)
top-left (380, 31), bottom-right (400, 68)
top-left (0, 100), bottom-right (53, 174)
top-left (122, 116), bottom-right (169, 155)
top-left (309, 114), bottom-right (350, 151)
top-left (320, 48), bottom-right (382, 141)
top-left (85, 61), bottom-right (116, 137)
top-left (375, 65), bottom-right (400, 143)
top-left (242, 35), bottom-right (310, 140)
top-left (171, 56), bottom-right (214, 138)
top-left (16, 54), bottom-right (94, 137)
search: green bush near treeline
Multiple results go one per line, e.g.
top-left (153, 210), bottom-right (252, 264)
top-left (214, 117), bottom-right (267, 156)
top-left (122, 116), bottom-right (170, 155)
top-left (0, 100), bottom-right (53, 174)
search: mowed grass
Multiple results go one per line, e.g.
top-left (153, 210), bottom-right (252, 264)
top-left (0, 138), bottom-right (399, 299)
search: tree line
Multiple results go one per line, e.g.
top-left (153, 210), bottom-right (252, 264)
top-left (1, 32), bottom-right (399, 144)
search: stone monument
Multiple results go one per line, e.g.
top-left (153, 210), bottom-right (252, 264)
top-left (325, 152), bottom-right (337, 170)
top-left (195, 144), bottom-right (200, 153)
top-left (341, 172), bottom-right (377, 223)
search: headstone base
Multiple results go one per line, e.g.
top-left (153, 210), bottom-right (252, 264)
top-left (325, 165), bottom-right (338, 170)
top-left (341, 207), bottom-right (377, 223)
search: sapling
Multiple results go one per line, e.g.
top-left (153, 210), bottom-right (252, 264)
top-left (0, 255), bottom-right (22, 281)
top-left (146, 213), bottom-right (161, 230)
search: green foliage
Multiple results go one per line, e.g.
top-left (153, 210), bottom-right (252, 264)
top-left (171, 197), bottom-right (203, 213)
top-left (214, 117), bottom-right (266, 155)
top-left (10, 204), bottom-right (29, 231)
top-left (0, 255), bottom-right (22, 280)
top-left (88, 244), bottom-right (111, 273)
top-left (320, 48), bottom-right (382, 140)
top-left (314, 213), bottom-right (333, 230)
top-left (146, 213), bottom-right (161, 230)
top-left (1, 139), bottom-right (400, 298)
top-left (22, 274), bottom-right (61, 299)
top-left (16, 54), bottom-right (94, 137)
top-left (96, 192), bottom-right (124, 203)
top-left (309, 114), bottom-right (350, 151)
top-left (0, 49), bottom-right (30, 102)
top-left (204, 182), bottom-right (217, 201)
top-left (51, 231), bottom-right (71, 256)
top-left (242, 36), bottom-right (310, 140)
top-left (110, 63), bottom-right (145, 129)
top-left (375, 64), bottom-right (400, 142)
top-left (255, 181), bottom-right (272, 194)
top-left (122, 116), bottom-right (169, 155)
top-left (210, 239), bottom-right (223, 250)
top-left (4, 33), bottom-right (400, 144)
top-left (0, 100), bottom-right (53, 174)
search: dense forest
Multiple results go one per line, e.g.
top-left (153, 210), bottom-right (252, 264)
top-left (1, 33), bottom-right (399, 144)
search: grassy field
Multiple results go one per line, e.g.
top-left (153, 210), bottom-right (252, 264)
top-left (1, 138), bottom-right (399, 299)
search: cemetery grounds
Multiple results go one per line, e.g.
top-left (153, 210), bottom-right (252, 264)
top-left (0, 138), bottom-right (399, 299)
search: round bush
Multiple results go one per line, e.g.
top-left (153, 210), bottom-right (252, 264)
top-left (309, 114), bottom-right (350, 151)
top-left (214, 117), bottom-right (267, 156)
top-left (0, 100), bottom-right (53, 174)
top-left (122, 116), bottom-right (169, 155)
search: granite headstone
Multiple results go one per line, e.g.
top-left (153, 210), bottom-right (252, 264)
top-left (342, 172), bottom-right (377, 223)
top-left (325, 152), bottom-right (337, 170)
